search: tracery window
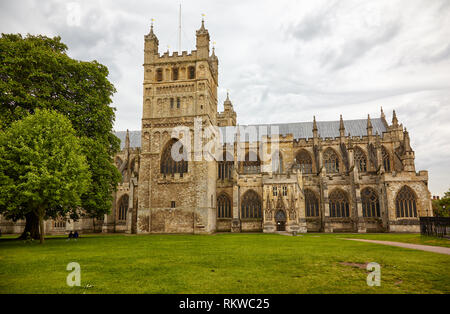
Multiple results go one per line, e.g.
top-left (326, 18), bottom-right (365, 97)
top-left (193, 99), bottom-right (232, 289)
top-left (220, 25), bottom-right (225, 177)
top-left (118, 195), bottom-right (129, 221)
top-left (282, 186), bottom-right (287, 196)
top-left (188, 66), bottom-right (195, 79)
top-left (273, 186), bottom-right (277, 196)
top-left (156, 68), bottom-right (163, 81)
top-left (382, 146), bottom-right (391, 172)
top-left (295, 150), bottom-right (313, 174)
top-left (121, 163), bottom-right (128, 183)
top-left (354, 147), bottom-right (367, 172)
top-left (361, 188), bottom-right (380, 217)
top-left (217, 194), bottom-right (232, 218)
top-left (160, 139), bottom-right (188, 176)
top-left (241, 190), bottom-right (262, 219)
top-left (323, 148), bottom-right (339, 173)
top-left (329, 189), bottom-right (350, 217)
top-left (242, 151), bottom-right (260, 174)
top-left (305, 189), bottom-right (319, 217)
top-left (218, 152), bottom-right (234, 180)
top-left (172, 67), bottom-right (179, 80)
top-left (272, 152), bottom-right (283, 174)
top-left (396, 186), bottom-right (417, 218)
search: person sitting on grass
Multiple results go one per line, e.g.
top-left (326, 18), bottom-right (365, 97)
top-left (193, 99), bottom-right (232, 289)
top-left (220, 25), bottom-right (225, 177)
top-left (74, 230), bottom-right (79, 241)
top-left (67, 231), bottom-right (73, 241)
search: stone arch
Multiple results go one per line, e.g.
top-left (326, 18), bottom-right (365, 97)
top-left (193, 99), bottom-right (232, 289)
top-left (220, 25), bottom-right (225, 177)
top-left (242, 151), bottom-right (261, 174)
top-left (160, 138), bottom-right (188, 176)
top-left (395, 185), bottom-right (418, 218)
top-left (218, 151), bottom-right (234, 180)
top-left (118, 194), bottom-right (129, 221)
top-left (354, 146), bottom-right (368, 172)
top-left (153, 131), bottom-right (161, 151)
top-left (217, 193), bottom-right (232, 218)
top-left (115, 156), bottom-right (123, 168)
top-left (323, 148), bottom-right (340, 173)
top-left (241, 190), bottom-right (262, 219)
top-left (304, 189), bottom-right (319, 217)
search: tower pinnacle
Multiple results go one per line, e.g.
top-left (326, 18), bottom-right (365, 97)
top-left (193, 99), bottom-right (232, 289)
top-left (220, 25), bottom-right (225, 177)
top-left (392, 109), bottom-right (398, 127)
top-left (339, 115), bottom-right (345, 137)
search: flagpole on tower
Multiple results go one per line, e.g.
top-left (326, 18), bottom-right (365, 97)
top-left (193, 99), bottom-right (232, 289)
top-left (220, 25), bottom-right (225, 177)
top-left (178, 3), bottom-right (182, 53)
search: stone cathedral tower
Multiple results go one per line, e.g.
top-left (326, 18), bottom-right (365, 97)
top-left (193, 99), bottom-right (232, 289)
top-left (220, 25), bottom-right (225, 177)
top-left (136, 20), bottom-right (219, 234)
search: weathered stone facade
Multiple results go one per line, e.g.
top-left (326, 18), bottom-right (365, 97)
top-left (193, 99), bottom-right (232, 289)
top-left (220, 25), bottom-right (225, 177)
top-left (0, 20), bottom-right (432, 235)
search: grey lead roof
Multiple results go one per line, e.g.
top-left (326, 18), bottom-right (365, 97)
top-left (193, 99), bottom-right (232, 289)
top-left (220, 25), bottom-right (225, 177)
top-left (115, 130), bottom-right (141, 150)
top-left (115, 118), bottom-right (387, 149)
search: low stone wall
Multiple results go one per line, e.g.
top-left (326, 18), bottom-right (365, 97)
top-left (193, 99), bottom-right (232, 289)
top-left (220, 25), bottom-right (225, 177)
top-left (241, 219), bottom-right (263, 232)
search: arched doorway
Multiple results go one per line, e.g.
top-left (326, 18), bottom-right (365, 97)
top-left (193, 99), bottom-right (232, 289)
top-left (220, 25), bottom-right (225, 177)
top-left (275, 210), bottom-right (287, 231)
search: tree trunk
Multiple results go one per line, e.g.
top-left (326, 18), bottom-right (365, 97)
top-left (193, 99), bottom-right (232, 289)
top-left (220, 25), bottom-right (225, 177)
top-left (18, 211), bottom-right (40, 240)
top-left (39, 213), bottom-right (45, 244)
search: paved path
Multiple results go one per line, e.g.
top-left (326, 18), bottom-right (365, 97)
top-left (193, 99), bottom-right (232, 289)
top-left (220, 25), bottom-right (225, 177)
top-left (344, 238), bottom-right (450, 255)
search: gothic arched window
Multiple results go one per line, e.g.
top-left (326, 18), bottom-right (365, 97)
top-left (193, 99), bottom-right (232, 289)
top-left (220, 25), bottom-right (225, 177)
top-left (130, 158), bottom-right (136, 176)
top-left (296, 150), bottom-right (313, 174)
top-left (305, 189), bottom-right (319, 217)
top-left (361, 188), bottom-right (380, 217)
top-left (172, 67), bottom-right (179, 80)
top-left (329, 189), bottom-right (350, 217)
top-left (188, 66), bottom-right (196, 79)
top-left (242, 151), bottom-right (260, 174)
top-left (382, 146), bottom-right (391, 172)
top-left (323, 148), bottom-right (339, 173)
top-left (218, 152), bottom-right (234, 180)
top-left (217, 193), bottom-right (232, 218)
top-left (160, 139), bottom-right (188, 176)
top-left (118, 195), bottom-right (129, 221)
top-left (396, 186), bottom-right (417, 218)
top-left (272, 151), bottom-right (283, 174)
top-left (354, 147), bottom-right (367, 172)
top-left (121, 163), bottom-right (128, 183)
top-left (241, 190), bottom-right (262, 219)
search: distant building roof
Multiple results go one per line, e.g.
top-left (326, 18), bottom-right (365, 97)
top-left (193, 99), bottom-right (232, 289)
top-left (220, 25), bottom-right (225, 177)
top-left (115, 130), bottom-right (141, 150)
top-left (115, 118), bottom-right (387, 149)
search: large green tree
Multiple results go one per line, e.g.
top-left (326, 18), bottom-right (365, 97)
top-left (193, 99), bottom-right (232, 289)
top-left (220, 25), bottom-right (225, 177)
top-left (0, 109), bottom-right (91, 243)
top-left (0, 34), bottom-right (121, 238)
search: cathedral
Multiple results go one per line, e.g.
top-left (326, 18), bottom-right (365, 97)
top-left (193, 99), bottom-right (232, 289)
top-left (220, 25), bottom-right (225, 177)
top-left (0, 20), bottom-right (433, 235)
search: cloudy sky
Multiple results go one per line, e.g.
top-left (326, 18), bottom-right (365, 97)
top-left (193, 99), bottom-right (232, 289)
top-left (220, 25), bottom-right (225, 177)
top-left (1, 0), bottom-right (449, 195)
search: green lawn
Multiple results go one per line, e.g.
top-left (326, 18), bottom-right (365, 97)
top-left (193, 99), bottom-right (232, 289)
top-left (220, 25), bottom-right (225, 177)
top-left (0, 233), bottom-right (449, 294)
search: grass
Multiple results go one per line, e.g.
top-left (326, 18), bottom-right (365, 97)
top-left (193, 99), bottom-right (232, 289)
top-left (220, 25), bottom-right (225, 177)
top-left (0, 233), bottom-right (449, 294)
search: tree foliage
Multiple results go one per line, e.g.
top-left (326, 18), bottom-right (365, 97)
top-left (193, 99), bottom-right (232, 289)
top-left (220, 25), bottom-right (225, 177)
top-left (0, 34), bottom-right (121, 235)
top-left (432, 189), bottom-right (450, 217)
top-left (0, 109), bottom-right (91, 243)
